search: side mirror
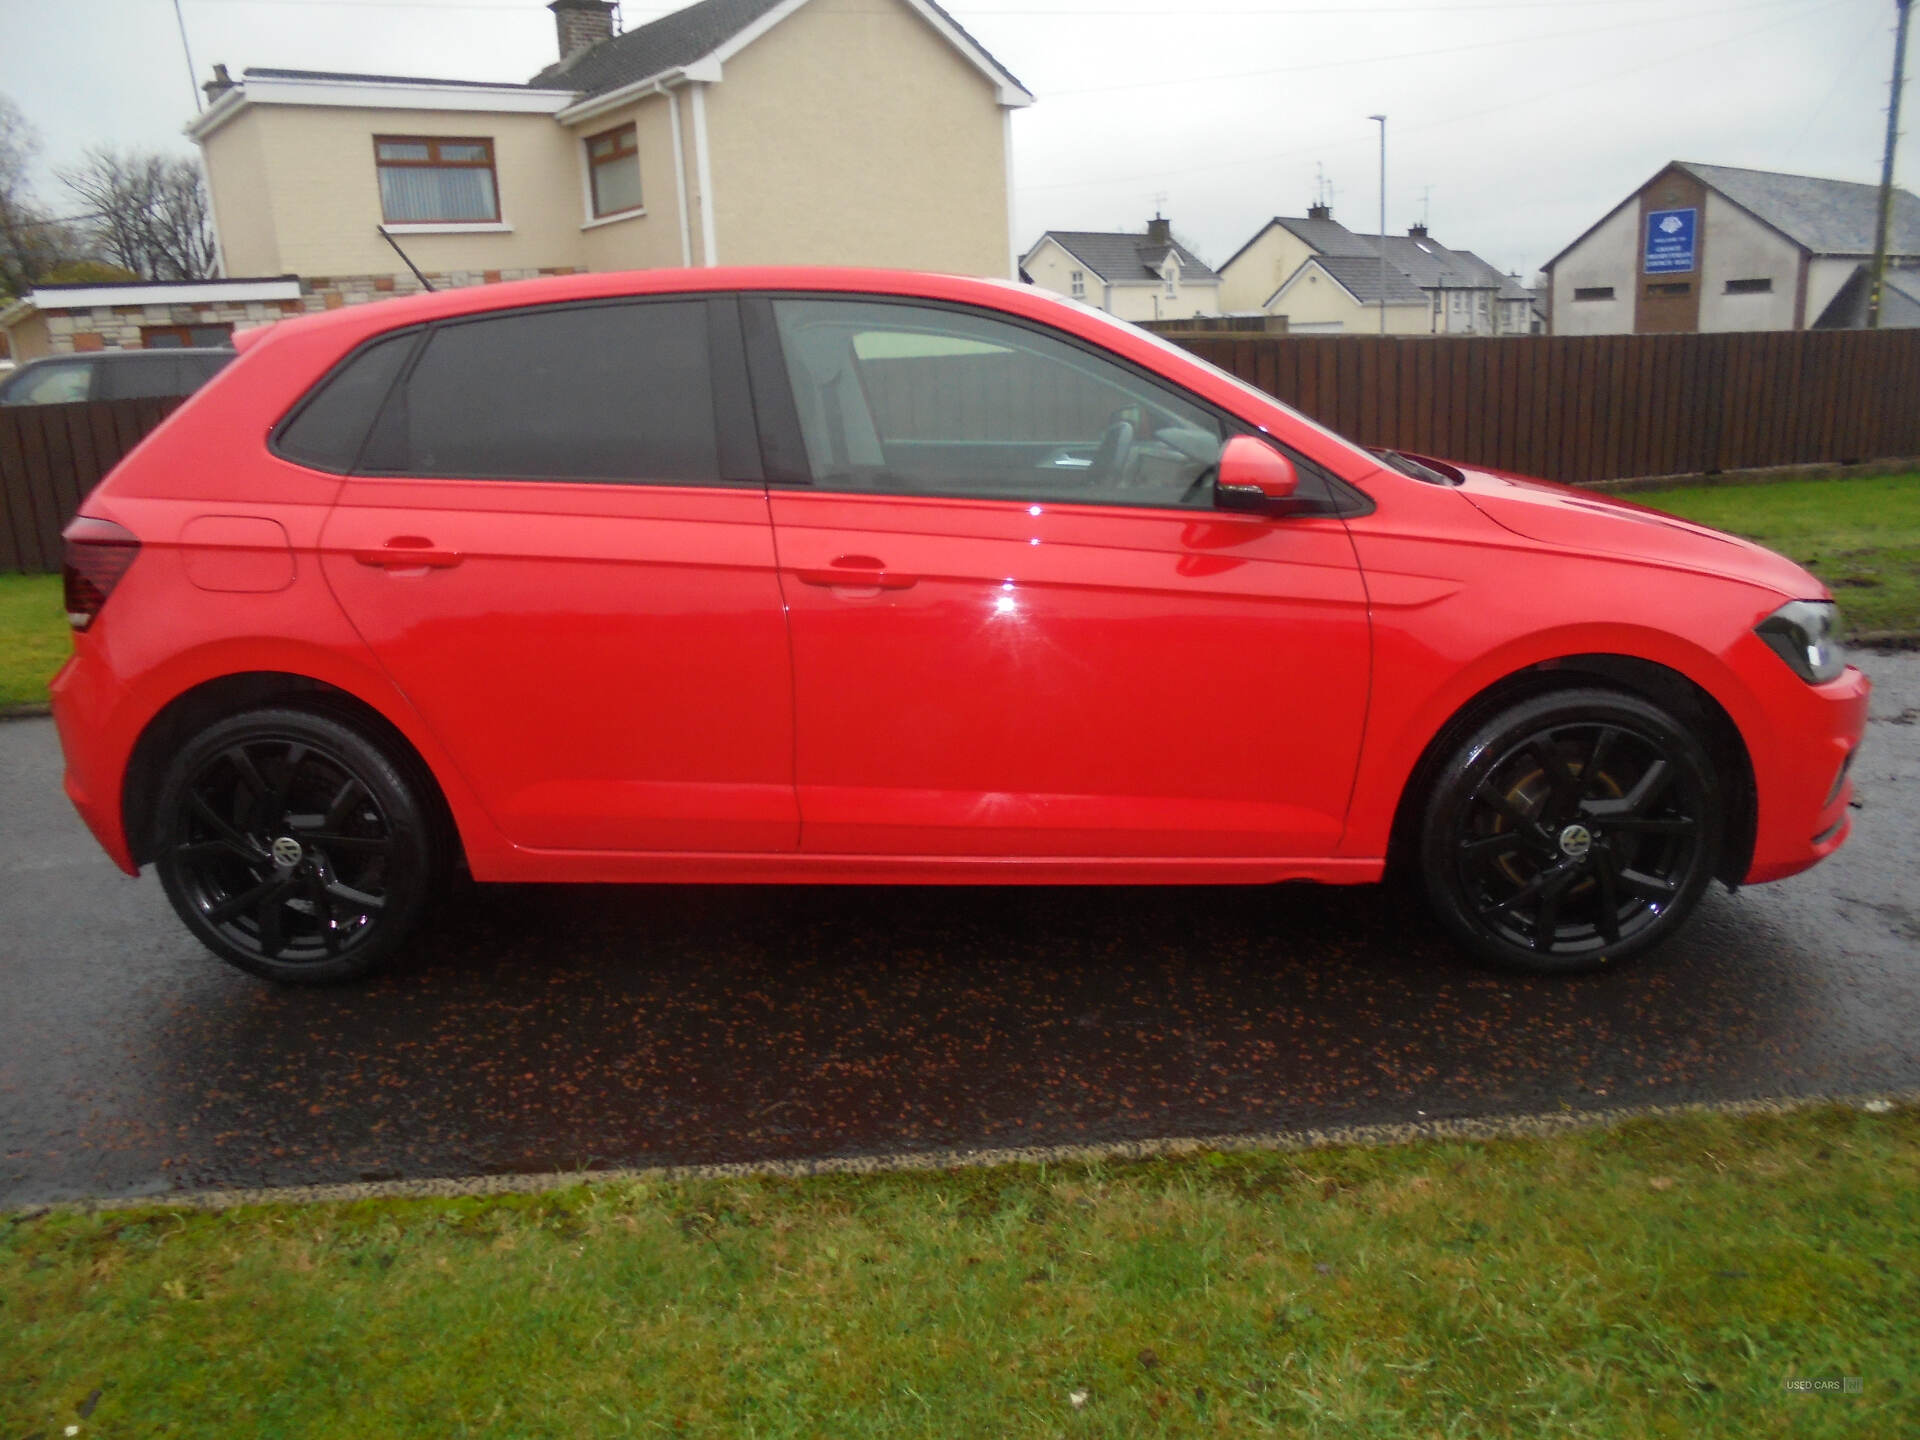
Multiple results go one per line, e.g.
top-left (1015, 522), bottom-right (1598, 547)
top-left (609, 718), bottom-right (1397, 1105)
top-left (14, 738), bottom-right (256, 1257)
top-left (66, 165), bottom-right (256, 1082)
top-left (1214, 435), bottom-right (1299, 513)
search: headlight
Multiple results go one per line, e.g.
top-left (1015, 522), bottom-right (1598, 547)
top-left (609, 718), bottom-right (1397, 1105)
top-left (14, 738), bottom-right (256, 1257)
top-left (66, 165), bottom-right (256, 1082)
top-left (1756, 600), bottom-right (1846, 684)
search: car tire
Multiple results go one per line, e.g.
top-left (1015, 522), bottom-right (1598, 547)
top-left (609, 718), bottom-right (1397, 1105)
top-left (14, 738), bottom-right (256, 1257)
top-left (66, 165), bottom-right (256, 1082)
top-left (153, 707), bottom-right (440, 984)
top-left (1417, 686), bottom-right (1723, 975)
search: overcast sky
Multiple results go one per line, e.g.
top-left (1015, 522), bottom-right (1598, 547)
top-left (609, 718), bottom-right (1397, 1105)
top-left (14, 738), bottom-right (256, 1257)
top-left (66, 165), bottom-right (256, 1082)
top-left (1, 0), bottom-right (1912, 279)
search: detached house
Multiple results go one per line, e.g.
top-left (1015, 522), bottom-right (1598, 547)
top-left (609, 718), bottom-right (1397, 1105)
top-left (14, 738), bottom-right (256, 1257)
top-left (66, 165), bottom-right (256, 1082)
top-left (1021, 218), bottom-right (1223, 320)
top-left (1217, 206), bottom-right (1532, 336)
top-left (185, 0), bottom-right (1027, 308)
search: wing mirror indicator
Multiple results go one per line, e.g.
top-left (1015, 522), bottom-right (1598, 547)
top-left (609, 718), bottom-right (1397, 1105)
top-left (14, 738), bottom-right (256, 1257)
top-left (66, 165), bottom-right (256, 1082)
top-left (1214, 436), bottom-right (1299, 513)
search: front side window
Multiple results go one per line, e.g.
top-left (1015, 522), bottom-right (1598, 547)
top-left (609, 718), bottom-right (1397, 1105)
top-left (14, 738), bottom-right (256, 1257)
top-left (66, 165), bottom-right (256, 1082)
top-left (359, 300), bottom-right (717, 483)
top-left (585, 124), bottom-right (642, 217)
top-left (769, 298), bottom-right (1228, 510)
top-left (1, 360), bottom-right (92, 406)
top-left (374, 136), bottom-right (499, 224)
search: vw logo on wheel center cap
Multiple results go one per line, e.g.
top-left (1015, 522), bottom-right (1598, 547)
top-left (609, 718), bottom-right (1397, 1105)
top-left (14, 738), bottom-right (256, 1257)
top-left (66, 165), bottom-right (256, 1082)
top-left (270, 836), bottom-right (304, 868)
top-left (1558, 824), bottom-right (1594, 860)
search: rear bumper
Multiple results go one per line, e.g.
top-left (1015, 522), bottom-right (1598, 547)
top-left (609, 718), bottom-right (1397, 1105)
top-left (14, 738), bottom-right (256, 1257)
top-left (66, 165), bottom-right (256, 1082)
top-left (1743, 662), bottom-right (1870, 885)
top-left (49, 653), bottom-right (139, 876)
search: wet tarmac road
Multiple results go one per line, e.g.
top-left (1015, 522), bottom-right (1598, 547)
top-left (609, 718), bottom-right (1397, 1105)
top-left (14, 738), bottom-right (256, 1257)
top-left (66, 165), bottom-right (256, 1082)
top-left (4, 653), bottom-right (1917, 1209)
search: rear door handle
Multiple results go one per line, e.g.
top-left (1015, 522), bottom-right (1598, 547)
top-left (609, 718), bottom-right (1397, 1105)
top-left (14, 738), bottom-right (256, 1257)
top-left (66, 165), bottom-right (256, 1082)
top-left (793, 554), bottom-right (918, 590)
top-left (353, 537), bottom-right (463, 570)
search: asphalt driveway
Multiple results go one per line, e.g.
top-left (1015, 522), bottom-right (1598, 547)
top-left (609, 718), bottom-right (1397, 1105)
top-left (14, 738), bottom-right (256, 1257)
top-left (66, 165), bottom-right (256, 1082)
top-left (3, 652), bottom-right (1916, 1208)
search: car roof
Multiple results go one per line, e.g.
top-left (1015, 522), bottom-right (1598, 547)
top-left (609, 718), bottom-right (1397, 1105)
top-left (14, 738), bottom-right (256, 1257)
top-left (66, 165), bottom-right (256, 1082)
top-left (236, 268), bottom-right (1044, 354)
top-left (14, 348), bottom-right (234, 365)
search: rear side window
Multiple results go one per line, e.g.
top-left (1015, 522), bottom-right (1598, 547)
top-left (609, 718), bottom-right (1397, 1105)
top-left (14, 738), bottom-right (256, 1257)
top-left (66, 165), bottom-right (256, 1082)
top-left (99, 357), bottom-right (191, 401)
top-left (361, 300), bottom-right (718, 483)
top-left (275, 330), bottom-right (421, 474)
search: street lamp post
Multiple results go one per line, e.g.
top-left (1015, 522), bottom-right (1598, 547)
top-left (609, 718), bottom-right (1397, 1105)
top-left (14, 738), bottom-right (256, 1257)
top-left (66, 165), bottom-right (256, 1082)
top-left (1369, 114), bottom-right (1387, 335)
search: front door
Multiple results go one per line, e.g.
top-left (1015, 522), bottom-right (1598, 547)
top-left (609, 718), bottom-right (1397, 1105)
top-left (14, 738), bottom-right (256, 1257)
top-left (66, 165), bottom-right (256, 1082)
top-left (753, 296), bottom-right (1371, 858)
top-left (318, 296), bottom-right (797, 854)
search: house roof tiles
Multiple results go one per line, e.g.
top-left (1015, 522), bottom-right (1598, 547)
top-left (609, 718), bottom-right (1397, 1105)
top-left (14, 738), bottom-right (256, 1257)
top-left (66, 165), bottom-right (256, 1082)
top-left (1041, 231), bottom-right (1221, 284)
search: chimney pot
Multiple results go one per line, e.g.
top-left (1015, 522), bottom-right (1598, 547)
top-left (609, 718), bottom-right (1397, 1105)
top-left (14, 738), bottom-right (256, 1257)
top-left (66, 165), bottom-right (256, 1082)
top-left (550, 0), bottom-right (616, 65)
top-left (1306, 203), bottom-right (1331, 221)
top-left (203, 63), bottom-right (237, 103)
top-left (1408, 222), bottom-right (1429, 239)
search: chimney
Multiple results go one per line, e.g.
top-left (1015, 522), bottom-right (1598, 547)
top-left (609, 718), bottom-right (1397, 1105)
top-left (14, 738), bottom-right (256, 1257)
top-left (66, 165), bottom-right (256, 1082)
top-left (1306, 202), bottom-right (1331, 221)
top-left (1408, 222), bottom-right (1429, 240)
top-left (550, 0), bottom-right (616, 65)
top-left (1146, 215), bottom-right (1172, 247)
top-left (202, 63), bottom-right (238, 104)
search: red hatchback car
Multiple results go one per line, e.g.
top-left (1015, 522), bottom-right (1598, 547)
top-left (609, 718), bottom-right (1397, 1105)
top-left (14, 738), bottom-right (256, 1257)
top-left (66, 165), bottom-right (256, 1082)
top-left (52, 268), bottom-right (1868, 984)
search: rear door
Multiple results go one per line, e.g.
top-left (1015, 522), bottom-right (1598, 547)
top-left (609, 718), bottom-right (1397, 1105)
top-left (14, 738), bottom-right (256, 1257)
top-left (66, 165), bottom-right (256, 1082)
top-left (312, 295), bottom-right (797, 854)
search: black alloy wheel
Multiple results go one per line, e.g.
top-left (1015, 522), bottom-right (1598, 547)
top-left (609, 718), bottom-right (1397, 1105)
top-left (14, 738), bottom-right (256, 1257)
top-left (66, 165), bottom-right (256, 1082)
top-left (154, 708), bottom-right (439, 984)
top-left (1418, 687), bottom-right (1724, 974)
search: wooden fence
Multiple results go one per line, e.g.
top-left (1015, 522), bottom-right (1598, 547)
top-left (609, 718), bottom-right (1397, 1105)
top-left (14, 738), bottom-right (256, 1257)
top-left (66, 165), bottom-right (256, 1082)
top-left (3, 330), bottom-right (1917, 573)
top-left (0, 397), bottom-right (182, 573)
top-left (1174, 328), bottom-right (1920, 486)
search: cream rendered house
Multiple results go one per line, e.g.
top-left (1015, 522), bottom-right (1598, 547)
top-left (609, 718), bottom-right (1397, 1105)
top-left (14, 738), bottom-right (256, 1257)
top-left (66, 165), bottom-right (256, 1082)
top-left (1021, 219), bottom-right (1223, 321)
top-left (188, 0), bottom-right (1030, 316)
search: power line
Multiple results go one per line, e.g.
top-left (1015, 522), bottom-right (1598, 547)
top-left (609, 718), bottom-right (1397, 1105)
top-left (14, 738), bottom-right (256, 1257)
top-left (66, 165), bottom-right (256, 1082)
top-left (1017, 0), bottom-right (1843, 194)
top-left (1042, 0), bottom-right (1822, 97)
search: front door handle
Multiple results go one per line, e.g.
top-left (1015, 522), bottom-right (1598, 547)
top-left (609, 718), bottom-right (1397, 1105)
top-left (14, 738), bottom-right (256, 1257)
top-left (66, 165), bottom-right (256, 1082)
top-left (353, 537), bottom-right (463, 570)
top-left (792, 554), bottom-right (918, 590)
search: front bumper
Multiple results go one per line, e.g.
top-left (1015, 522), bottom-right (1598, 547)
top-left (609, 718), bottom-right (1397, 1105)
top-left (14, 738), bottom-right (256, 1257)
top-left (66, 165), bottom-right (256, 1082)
top-left (1744, 661), bottom-right (1870, 885)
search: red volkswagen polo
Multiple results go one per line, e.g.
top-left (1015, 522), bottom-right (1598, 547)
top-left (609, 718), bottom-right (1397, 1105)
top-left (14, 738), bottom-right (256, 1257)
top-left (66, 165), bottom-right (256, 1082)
top-left (51, 268), bottom-right (1868, 984)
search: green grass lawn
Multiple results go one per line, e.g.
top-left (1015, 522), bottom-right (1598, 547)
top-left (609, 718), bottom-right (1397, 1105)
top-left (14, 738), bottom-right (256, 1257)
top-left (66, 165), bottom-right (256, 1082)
top-left (1636, 471), bottom-right (1920, 637)
top-left (0, 572), bottom-right (66, 707)
top-left (3, 1104), bottom-right (1913, 1438)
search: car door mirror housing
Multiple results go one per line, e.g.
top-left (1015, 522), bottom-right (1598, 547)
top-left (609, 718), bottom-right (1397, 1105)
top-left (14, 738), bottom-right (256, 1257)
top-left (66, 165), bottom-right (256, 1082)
top-left (1215, 436), bottom-right (1299, 513)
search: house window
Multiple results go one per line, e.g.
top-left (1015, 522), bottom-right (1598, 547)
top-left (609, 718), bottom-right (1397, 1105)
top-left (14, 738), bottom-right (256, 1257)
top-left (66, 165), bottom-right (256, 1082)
top-left (1069, 269), bottom-right (1085, 298)
top-left (374, 136), bottom-right (499, 224)
top-left (1725, 277), bottom-right (1773, 295)
top-left (1573, 286), bottom-right (1615, 302)
top-left (1165, 274), bottom-right (1177, 297)
top-left (1646, 281), bottom-right (1692, 297)
top-left (142, 323), bottom-right (232, 349)
top-left (585, 124), bottom-right (642, 217)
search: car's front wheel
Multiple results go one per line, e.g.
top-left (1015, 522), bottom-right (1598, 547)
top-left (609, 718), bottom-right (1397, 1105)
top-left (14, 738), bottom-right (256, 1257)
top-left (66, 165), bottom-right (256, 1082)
top-left (1417, 687), bottom-right (1724, 974)
top-left (153, 707), bottom-right (439, 984)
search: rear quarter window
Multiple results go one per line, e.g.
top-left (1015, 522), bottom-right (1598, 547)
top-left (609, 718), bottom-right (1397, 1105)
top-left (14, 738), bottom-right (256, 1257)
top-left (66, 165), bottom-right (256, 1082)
top-left (273, 330), bottom-right (422, 474)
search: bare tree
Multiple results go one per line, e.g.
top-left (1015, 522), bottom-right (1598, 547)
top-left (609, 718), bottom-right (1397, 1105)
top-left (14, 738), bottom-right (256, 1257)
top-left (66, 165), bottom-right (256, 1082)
top-left (59, 148), bottom-right (219, 282)
top-left (0, 95), bottom-right (90, 296)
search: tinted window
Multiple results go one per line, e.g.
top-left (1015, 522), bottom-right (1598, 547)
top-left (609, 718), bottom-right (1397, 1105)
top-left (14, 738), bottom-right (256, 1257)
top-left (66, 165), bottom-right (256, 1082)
top-left (275, 330), bottom-right (420, 474)
top-left (364, 300), bottom-right (717, 483)
top-left (770, 299), bottom-right (1226, 509)
top-left (99, 356), bottom-right (191, 401)
top-left (1, 361), bottom-right (93, 406)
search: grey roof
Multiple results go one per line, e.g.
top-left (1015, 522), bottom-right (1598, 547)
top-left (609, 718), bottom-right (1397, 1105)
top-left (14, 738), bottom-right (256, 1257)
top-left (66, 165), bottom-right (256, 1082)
top-left (1271, 215), bottom-right (1377, 258)
top-left (244, 66), bottom-right (569, 91)
top-left (529, 0), bottom-right (1028, 101)
top-left (1677, 162), bottom-right (1920, 256)
top-left (1041, 231), bottom-right (1220, 284)
top-left (1283, 254), bottom-right (1428, 307)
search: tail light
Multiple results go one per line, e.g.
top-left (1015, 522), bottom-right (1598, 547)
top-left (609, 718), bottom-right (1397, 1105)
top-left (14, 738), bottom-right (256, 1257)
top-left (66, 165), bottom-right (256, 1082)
top-left (63, 516), bottom-right (141, 631)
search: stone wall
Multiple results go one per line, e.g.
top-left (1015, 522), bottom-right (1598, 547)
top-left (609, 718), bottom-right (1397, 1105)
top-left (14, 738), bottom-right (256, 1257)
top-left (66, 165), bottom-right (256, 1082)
top-left (39, 266), bottom-right (580, 353)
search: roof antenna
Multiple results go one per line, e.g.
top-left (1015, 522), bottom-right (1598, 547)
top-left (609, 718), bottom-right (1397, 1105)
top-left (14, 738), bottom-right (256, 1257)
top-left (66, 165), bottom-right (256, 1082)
top-left (376, 225), bottom-right (436, 292)
top-left (1151, 189), bottom-right (1168, 218)
top-left (1420, 185), bottom-right (1432, 227)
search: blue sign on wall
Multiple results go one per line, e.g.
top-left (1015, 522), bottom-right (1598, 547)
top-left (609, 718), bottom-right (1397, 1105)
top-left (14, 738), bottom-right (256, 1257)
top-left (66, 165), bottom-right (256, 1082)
top-left (1645, 208), bottom-right (1697, 274)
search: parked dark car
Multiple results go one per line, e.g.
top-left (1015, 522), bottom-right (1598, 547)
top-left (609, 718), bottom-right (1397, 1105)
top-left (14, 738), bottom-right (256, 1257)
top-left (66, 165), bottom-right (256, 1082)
top-left (0, 347), bottom-right (233, 407)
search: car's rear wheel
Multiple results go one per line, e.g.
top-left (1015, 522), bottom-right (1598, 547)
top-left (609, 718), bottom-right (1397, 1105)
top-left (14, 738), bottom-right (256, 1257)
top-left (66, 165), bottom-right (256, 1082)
top-left (1417, 687), bottom-right (1723, 974)
top-left (153, 708), bottom-right (439, 984)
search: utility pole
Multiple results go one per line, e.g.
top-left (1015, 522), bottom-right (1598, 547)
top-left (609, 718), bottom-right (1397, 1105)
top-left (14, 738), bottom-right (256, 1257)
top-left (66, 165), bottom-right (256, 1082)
top-left (1370, 114), bottom-right (1387, 335)
top-left (1867, 0), bottom-right (1912, 329)
top-left (173, 0), bottom-right (202, 113)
